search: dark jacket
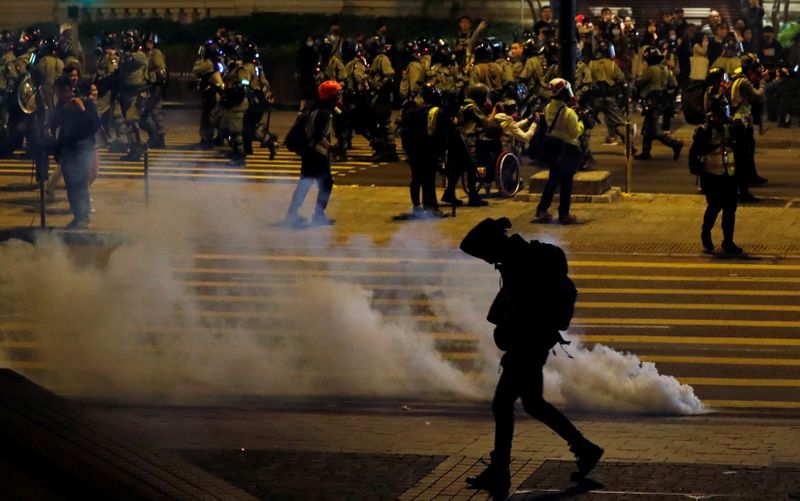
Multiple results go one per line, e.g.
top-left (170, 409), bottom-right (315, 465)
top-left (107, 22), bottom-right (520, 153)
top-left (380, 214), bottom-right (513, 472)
top-left (53, 99), bottom-right (99, 161)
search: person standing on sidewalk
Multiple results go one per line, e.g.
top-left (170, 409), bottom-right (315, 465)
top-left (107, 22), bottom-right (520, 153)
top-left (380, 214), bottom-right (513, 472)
top-left (285, 80), bottom-right (342, 227)
top-left (460, 217), bottom-right (603, 495)
top-left (533, 79), bottom-right (588, 225)
top-left (52, 75), bottom-right (100, 229)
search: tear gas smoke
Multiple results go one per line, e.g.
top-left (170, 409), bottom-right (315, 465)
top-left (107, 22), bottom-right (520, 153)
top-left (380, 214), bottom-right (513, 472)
top-left (0, 184), bottom-right (704, 414)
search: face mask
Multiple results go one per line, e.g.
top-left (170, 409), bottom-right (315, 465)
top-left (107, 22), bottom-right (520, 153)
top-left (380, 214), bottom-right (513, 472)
top-left (306, 40), bottom-right (314, 47)
top-left (670, 35), bottom-right (677, 41)
top-left (612, 29), bottom-right (621, 36)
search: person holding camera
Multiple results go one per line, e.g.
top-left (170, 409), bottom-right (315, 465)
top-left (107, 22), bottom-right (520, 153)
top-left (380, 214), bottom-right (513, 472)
top-left (52, 75), bottom-right (100, 229)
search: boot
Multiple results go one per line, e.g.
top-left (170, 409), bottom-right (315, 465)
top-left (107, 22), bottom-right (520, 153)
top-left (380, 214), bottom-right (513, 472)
top-left (634, 151), bottom-right (652, 161)
top-left (672, 141), bottom-right (684, 161)
top-left (465, 453), bottom-right (510, 493)
top-left (149, 135), bottom-right (166, 149)
top-left (701, 230), bottom-right (714, 254)
top-left (722, 241), bottom-right (744, 255)
top-left (570, 439), bottom-right (604, 480)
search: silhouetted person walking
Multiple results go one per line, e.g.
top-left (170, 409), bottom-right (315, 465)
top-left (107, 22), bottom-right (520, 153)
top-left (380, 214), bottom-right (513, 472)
top-left (460, 218), bottom-right (603, 495)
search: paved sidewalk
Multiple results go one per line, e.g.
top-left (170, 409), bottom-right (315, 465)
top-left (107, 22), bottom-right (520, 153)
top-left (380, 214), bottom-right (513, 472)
top-left (81, 401), bottom-right (800, 500)
top-left (1, 175), bottom-right (799, 257)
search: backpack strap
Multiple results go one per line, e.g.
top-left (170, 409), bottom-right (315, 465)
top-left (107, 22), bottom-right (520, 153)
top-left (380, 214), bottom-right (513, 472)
top-left (546, 105), bottom-right (567, 135)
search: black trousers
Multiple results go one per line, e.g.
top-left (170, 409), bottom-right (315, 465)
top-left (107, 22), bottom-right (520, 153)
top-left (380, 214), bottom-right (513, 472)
top-left (444, 133), bottom-right (479, 199)
top-left (701, 173), bottom-right (738, 244)
top-left (536, 144), bottom-right (581, 216)
top-left (408, 154), bottom-right (438, 209)
top-left (730, 119), bottom-right (757, 196)
top-left (492, 351), bottom-right (584, 466)
top-left (641, 106), bottom-right (679, 154)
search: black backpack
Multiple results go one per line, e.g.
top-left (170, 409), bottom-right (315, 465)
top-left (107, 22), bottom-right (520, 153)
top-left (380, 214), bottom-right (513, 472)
top-left (399, 105), bottom-right (431, 157)
top-left (682, 81), bottom-right (706, 126)
top-left (529, 105), bottom-right (567, 167)
top-left (284, 110), bottom-right (313, 155)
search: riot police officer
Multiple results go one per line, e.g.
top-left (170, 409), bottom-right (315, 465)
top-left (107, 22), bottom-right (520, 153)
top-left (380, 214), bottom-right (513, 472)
top-left (117, 30), bottom-right (149, 161)
top-left (366, 36), bottom-right (398, 162)
top-left (92, 32), bottom-right (121, 150)
top-left (399, 41), bottom-right (427, 106)
top-left (193, 41), bottom-right (224, 149)
top-left (469, 40), bottom-right (503, 92)
top-left (589, 40), bottom-right (627, 146)
top-left (220, 47), bottom-right (250, 164)
top-left (635, 46), bottom-right (683, 161)
top-left (143, 32), bottom-right (167, 149)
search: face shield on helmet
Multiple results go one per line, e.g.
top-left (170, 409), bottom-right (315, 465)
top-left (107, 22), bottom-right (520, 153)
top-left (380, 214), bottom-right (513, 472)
top-left (549, 78), bottom-right (573, 100)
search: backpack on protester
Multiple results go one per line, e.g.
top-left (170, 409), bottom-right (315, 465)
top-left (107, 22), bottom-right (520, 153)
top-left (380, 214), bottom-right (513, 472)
top-left (460, 218), bottom-right (578, 352)
top-left (284, 110), bottom-right (314, 155)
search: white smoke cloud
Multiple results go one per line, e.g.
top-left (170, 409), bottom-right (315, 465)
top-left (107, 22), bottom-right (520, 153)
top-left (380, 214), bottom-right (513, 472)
top-left (0, 182), bottom-right (704, 415)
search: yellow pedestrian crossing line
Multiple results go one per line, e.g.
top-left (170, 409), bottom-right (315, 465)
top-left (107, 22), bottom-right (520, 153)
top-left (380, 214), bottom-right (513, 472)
top-left (579, 334), bottom-right (800, 347)
top-left (575, 317), bottom-right (800, 328)
top-left (578, 287), bottom-right (800, 296)
top-left (703, 399), bottom-right (800, 410)
top-left (571, 260), bottom-right (800, 272)
top-left (639, 355), bottom-right (800, 366)
top-left (681, 377), bottom-right (800, 388)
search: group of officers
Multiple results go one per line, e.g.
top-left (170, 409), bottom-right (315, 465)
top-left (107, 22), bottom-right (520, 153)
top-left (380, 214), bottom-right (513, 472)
top-left (0, 26), bottom-right (168, 163)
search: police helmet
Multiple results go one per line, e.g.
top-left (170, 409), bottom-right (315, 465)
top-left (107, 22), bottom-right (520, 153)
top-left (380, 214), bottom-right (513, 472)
top-left (544, 40), bottom-right (559, 65)
top-left (521, 30), bottom-right (534, 42)
top-left (472, 41), bottom-right (493, 63)
top-left (595, 39), bottom-right (616, 60)
top-left (705, 67), bottom-right (730, 88)
top-left (402, 40), bottom-right (420, 61)
top-left (549, 78), bottom-right (574, 101)
top-left (483, 37), bottom-right (505, 60)
top-left (467, 83), bottom-right (490, 104)
top-left (39, 37), bottom-right (57, 56)
top-left (145, 32), bottom-right (160, 46)
top-left (722, 35), bottom-right (741, 58)
top-left (366, 36), bottom-right (386, 58)
top-left (56, 38), bottom-right (73, 58)
top-left (99, 31), bottom-right (118, 50)
top-left (20, 28), bottom-right (41, 46)
top-left (416, 37), bottom-right (434, 56)
top-left (341, 38), bottom-right (358, 62)
top-left (643, 46), bottom-right (664, 65)
top-left (522, 38), bottom-right (543, 58)
top-left (432, 38), bottom-right (453, 64)
top-left (421, 82), bottom-right (442, 105)
top-left (319, 36), bottom-right (334, 59)
top-left (121, 30), bottom-right (140, 50)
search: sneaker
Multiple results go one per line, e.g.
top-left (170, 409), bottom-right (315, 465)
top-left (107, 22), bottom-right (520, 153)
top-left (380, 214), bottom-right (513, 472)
top-left (570, 440), bottom-right (604, 480)
top-left (465, 457), bottom-right (510, 493)
top-left (534, 209), bottom-right (552, 222)
top-left (701, 230), bottom-right (714, 254)
top-left (559, 213), bottom-right (578, 225)
top-left (634, 152), bottom-right (652, 161)
top-left (602, 138), bottom-right (619, 146)
top-left (283, 213), bottom-right (307, 228)
top-left (672, 141), bottom-right (684, 161)
top-left (64, 217), bottom-right (90, 230)
top-left (311, 213), bottom-right (336, 226)
top-left (722, 241), bottom-right (744, 255)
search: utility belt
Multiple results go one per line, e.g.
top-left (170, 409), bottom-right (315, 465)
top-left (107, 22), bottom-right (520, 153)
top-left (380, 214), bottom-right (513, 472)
top-left (591, 81), bottom-right (616, 98)
top-left (221, 84), bottom-right (247, 109)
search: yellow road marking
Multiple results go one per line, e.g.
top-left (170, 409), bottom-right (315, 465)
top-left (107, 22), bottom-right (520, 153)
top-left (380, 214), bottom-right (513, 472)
top-left (573, 274), bottom-right (800, 284)
top-left (575, 317), bottom-right (800, 328)
top-left (640, 355), bottom-right (800, 366)
top-left (579, 334), bottom-right (800, 346)
top-left (681, 377), bottom-right (800, 387)
top-left (703, 399), bottom-right (800, 409)
top-left (571, 260), bottom-right (800, 271)
top-left (577, 301), bottom-right (800, 312)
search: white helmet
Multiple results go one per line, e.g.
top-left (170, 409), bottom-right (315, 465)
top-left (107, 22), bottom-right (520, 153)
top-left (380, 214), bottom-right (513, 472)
top-left (549, 78), bottom-right (573, 99)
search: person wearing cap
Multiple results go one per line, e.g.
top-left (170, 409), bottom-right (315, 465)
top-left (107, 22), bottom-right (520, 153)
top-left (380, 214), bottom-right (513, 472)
top-left (285, 80), bottom-right (342, 227)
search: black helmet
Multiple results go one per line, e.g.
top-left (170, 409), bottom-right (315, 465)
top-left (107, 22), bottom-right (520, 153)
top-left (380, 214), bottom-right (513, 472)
top-left (467, 83), bottom-right (489, 104)
top-left (38, 37), bottom-right (57, 56)
top-left (739, 54), bottom-right (762, 75)
top-left (20, 28), bottom-right (41, 46)
top-left (706, 93), bottom-right (731, 126)
top-left (144, 32), bottom-right (160, 46)
top-left (319, 36), bottom-right (334, 59)
top-left (99, 31), bottom-right (118, 50)
top-left (705, 67), bottom-right (729, 88)
top-left (421, 82), bottom-right (442, 105)
top-left (201, 40), bottom-right (220, 60)
top-left (595, 39), bottom-right (616, 59)
top-left (416, 37), bottom-right (434, 56)
top-left (523, 38), bottom-right (545, 58)
top-left (432, 38), bottom-right (453, 64)
top-left (473, 41), bottom-right (493, 63)
top-left (643, 46), bottom-right (664, 65)
top-left (56, 38), bottom-right (73, 59)
top-left (121, 30), bottom-right (140, 51)
top-left (722, 34), bottom-right (741, 58)
top-left (366, 36), bottom-right (386, 58)
top-left (521, 30), bottom-right (534, 42)
top-left (341, 38), bottom-right (358, 62)
top-left (484, 37), bottom-right (505, 60)
top-left (402, 40), bottom-right (419, 61)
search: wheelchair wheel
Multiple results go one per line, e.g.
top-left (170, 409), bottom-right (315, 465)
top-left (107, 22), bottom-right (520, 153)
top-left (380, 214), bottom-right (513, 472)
top-left (494, 151), bottom-right (522, 197)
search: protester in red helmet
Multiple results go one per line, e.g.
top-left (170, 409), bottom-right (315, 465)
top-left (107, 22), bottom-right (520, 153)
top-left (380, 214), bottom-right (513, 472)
top-left (285, 80), bottom-right (342, 227)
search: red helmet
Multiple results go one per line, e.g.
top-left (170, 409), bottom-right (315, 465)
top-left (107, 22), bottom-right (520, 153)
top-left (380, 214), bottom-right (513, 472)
top-left (318, 80), bottom-right (343, 102)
